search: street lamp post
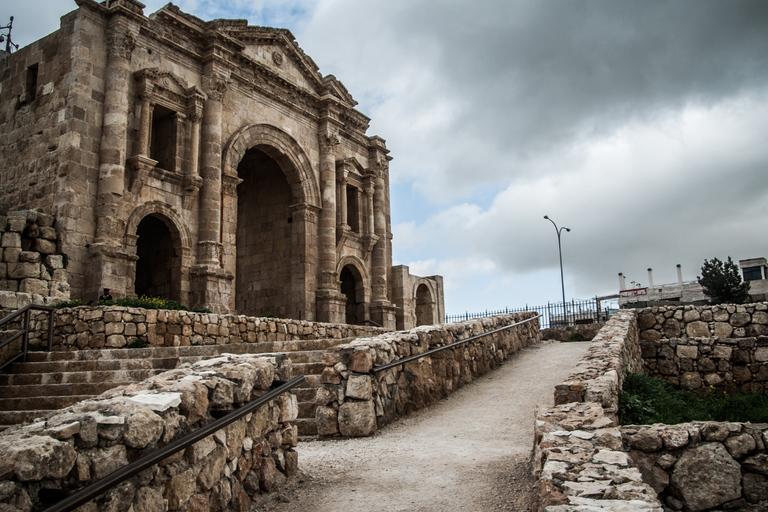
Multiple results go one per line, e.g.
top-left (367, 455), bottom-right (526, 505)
top-left (544, 215), bottom-right (570, 311)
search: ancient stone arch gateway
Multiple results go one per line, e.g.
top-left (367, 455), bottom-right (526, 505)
top-left (0, 0), bottom-right (444, 329)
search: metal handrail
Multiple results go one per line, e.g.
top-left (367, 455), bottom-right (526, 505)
top-left (43, 375), bottom-right (306, 512)
top-left (372, 314), bottom-right (541, 373)
top-left (0, 304), bottom-right (55, 371)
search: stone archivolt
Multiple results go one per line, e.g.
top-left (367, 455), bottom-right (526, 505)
top-left (0, 0), bottom-right (444, 329)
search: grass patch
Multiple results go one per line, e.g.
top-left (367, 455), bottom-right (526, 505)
top-left (99, 296), bottom-right (188, 310)
top-left (619, 372), bottom-right (768, 425)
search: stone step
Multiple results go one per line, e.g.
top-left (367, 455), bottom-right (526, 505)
top-left (290, 361), bottom-right (325, 377)
top-left (292, 388), bottom-right (317, 402)
top-left (1, 381), bottom-right (133, 399)
top-left (298, 401), bottom-right (319, 419)
top-left (0, 410), bottom-right (57, 427)
top-left (6, 357), bottom-right (180, 374)
top-left (0, 369), bottom-right (163, 386)
top-left (295, 418), bottom-right (318, 437)
top-left (0, 394), bottom-right (98, 412)
top-left (22, 338), bottom-right (349, 362)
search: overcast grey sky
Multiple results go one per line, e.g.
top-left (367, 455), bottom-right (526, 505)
top-left (4, 0), bottom-right (768, 314)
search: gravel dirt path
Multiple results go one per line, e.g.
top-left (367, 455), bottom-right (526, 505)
top-left (252, 340), bottom-right (591, 512)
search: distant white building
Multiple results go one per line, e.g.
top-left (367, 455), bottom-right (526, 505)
top-left (618, 258), bottom-right (768, 307)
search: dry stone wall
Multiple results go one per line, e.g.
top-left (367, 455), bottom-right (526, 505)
top-left (541, 322), bottom-right (604, 342)
top-left (638, 303), bottom-right (768, 395)
top-left (0, 353), bottom-right (299, 512)
top-left (17, 306), bottom-right (386, 351)
top-left (623, 422), bottom-right (768, 511)
top-left (536, 308), bottom-right (768, 511)
top-left (535, 310), bottom-right (665, 511)
top-left (641, 335), bottom-right (768, 395)
top-left (0, 210), bottom-right (69, 304)
top-left (312, 313), bottom-right (539, 437)
top-left (637, 303), bottom-right (768, 341)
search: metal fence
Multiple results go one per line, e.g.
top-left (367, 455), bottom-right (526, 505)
top-left (446, 298), bottom-right (614, 329)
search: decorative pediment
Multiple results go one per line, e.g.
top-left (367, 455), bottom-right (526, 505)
top-left (134, 68), bottom-right (206, 117)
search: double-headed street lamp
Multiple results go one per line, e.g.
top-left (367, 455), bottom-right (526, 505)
top-left (544, 215), bottom-right (570, 308)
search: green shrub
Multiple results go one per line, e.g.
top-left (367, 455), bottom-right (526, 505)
top-left (619, 373), bottom-right (768, 425)
top-left (99, 296), bottom-right (188, 311)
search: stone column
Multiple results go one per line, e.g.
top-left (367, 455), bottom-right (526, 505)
top-left (182, 99), bottom-right (204, 209)
top-left (89, 22), bottom-right (138, 300)
top-left (94, 27), bottom-right (135, 245)
top-left (189, 74), bottom-right (233, 313)
top-left (336, 167), bottom-right (349, 231)
top-left (197, 75), bottom-right (228, 266)
top-left (137, 86), bottom-right (153, 157)
top-left (316, 120), bottom-right (345, 322)
top-left (368, 138), bottom-right (396, 328)
top-left (364, 177), bottom-right (375, 236)
top-left (173, 112), bottom-right (186, 174)
top-left (291, 203), bottom-right (321, 321)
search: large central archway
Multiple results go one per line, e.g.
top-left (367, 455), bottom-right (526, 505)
top-left (236, 148), bottom-right (294, 318)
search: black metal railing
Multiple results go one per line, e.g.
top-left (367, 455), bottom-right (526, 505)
top-left (372, 314), bottom-right (540, 373)
top-left (0, 304), bottom-right (55, 371)
top-left (446, 298), bottom-right (615, 329)
top-left (43, 375), bottom-right (305, 512)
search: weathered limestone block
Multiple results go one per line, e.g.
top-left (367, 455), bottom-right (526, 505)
top-left (0, 435), bottom-right (77, 481)
top-left (277, 394), bottom-right (298, 423)
top-left (670, 443), bottom-right (742, 512)
top-left (1, 232), bottom-right (21, 248)
top-left (19, 278), bottom-right (49, 295)
top-left (165, 469), bottom-right (197, 509)
top-left (686, 321), bottom-right (709, 337)
top-left (731, 312), bottom-right (751, 327)
top-left (18, 251), bottom-right (39, 263)
top-left (714, 322), bottom-right (733, 337)
top-left (347, 350), bottom-right (373, 373)
top-left (7, 262), bottom-right (40, 279)
top-left (676, 345), bottom-right (697, 359)
top-left (724, 433), bottom-right (756, 459)
top-left (32, 239), bottom-right (57, 254)
top-left (315, 406), bottom-right (339, 436)
top-left (259, 457), bottom-right (286, 492)
top-left (338, 401), bottom-right (376, 437)
top-left (88, 444), bottom-right (129, 480)
top-left (195, 446), bottom-right (227, 491)
top-left (345, 374), bottom-right (372, 400)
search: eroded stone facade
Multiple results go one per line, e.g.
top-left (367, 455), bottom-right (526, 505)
top-left (0, 0), bottom-right (444, 328)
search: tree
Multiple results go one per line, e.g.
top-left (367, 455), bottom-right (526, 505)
top-left (698, 256), bottom-right (750, 304)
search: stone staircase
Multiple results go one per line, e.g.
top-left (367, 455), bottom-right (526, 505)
top-left (0, 339), bottom-right (345, 431)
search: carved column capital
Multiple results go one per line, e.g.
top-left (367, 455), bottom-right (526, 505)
top-left (107, 31), bottom-right (137, 61)
top-left (222, 173), bottom-right (243, 196)
top-left (202, 75), bottom-right (230, 102)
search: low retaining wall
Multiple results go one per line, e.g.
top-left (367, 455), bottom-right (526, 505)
top-left (11, 306), bottom-right (387, 351)
top-left (641, 335), bottom-right (768, 394)
top-left (624, 422), bottom-right (768, 511)
top-left (536, 308), bottom-right (768, 511)
top-left (0, 354), bottom-right (299, 512)
top-left (637, 303), bottom-right (768, 340)
top-left (312, 313), bottom-right (539, 437)
top-left (535, 310), bottom-right (664, 511)
top-left (541, 322), bottom-right (604, 341)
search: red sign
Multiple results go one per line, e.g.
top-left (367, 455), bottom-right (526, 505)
top-left (620, 288), bottom-right (647, 297)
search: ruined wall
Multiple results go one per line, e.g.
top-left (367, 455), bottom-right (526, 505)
top-left (535, 310), bottom-right (663, 511)
top-left (623, 422), bottom-right (768, 511)
top-left (18, 306), bottom-right (386, 351)
top-left (0, 210), bottom-right (69, 302)
top-left (541, 322), bottom-right (604, 341)
top-left (312, 313), bottom-right (539, 437)
top-left (0, 354), bottom-right (299, 512)
top-left (389, 265), bottom-right (445, 330)
top-left (641, 336), bottom-right (768, 394)
top-left (535, 309), bottom-right (768, 511)
top-left (636, 302), bottom-right (768, 340)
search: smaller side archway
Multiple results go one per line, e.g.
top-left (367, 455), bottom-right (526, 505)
top-left (337, 258), bottom-right (369, 325)
top-left (415, 281), bottom-right (436, 326)
top-left (125, 203), bottom-right (192, 305)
